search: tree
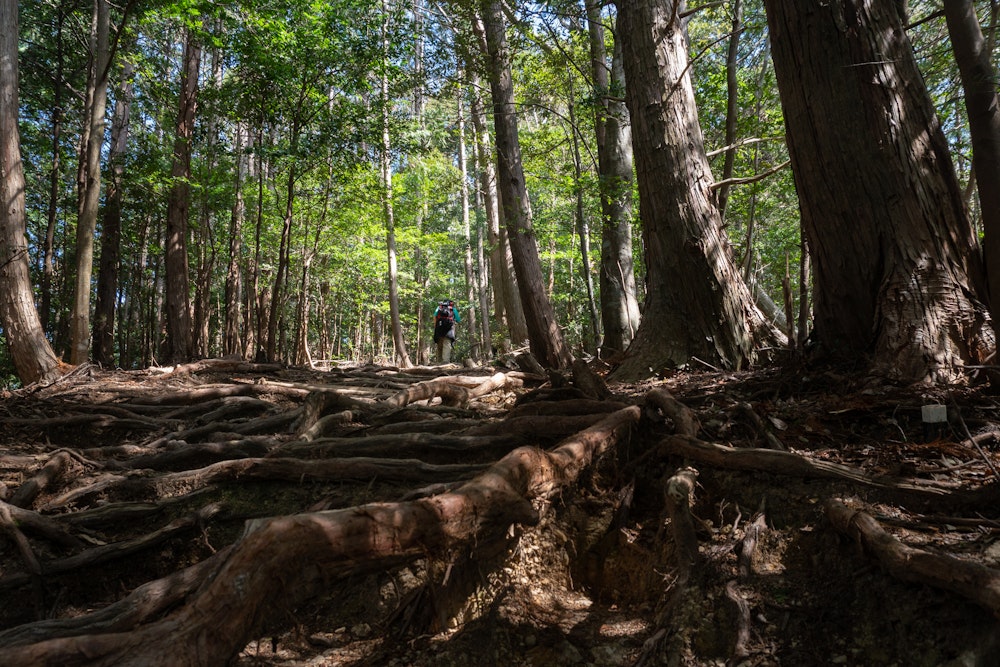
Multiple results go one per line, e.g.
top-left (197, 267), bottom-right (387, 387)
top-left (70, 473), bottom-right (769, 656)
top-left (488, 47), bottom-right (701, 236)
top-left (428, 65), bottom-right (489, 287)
top-left (943, 0), bottom-right (1000, 328)
top-left (481, 0), bottom-right (572, 369)
top-left (585, 0), bottom-right (640, 357)
top-left (610, 0), bottom-right (779, 381)
top-left (764, 0), bottom-right (993, 382)
top-left (381, 0), bottom-right (412, 368)
top-left (69, 0), bottom-right (111, 365)
top-left (164, 23), bottom-right (200, 364)
top-left (92, 60), bottom-right (134, 367)
top-left (0, 0), bottom-right (62, 384)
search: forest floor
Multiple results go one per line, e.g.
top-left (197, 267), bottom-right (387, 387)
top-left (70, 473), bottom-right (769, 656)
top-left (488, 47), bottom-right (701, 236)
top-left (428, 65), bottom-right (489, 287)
top-left (0, 357), bottom-right (999, 666)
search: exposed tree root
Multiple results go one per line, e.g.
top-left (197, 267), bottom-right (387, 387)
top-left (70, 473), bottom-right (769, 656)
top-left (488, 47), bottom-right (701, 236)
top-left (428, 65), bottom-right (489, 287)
top-left (0, 406), bottom-right (640, 666)
top-left (824, 499), bottom-right (1000, 618)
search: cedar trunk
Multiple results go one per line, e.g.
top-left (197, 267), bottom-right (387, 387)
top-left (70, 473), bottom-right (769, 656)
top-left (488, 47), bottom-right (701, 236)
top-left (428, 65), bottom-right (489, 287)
top-left (481, 0), bottom-right (572, 369)
top-left (164, 27), bottom-right (200, 364)
top-left (765, 0), bottom-right (993, 382)
top-left (586, 5), bottom-right (640, 357)
top-left (611, 0), bottom-right (778, 380)
top-left (0, 0), bottom-right (61, 385)
top-left (943, 0), bottom-right (1000, 329)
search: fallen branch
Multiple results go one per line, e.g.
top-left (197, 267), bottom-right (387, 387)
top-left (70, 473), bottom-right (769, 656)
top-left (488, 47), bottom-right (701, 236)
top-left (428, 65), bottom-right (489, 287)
top-left (9, 451), bottom-right (74, 508)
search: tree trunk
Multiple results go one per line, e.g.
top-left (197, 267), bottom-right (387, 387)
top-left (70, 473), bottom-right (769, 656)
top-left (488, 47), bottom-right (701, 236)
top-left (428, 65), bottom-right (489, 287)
top-left (469, 67), bottom-right (527, 348)
top-left (481, 0), bottom-right (572, 370)
top-left (381, 0), bottom-right (412, 369)
top-left (0, 0), bottom-right (62, 385)
top-left (568, 76), bottom-right (600, 354)
top-left (586, 4), bottom-right (640, 358)
top-left (224, 124), bottom-right (245, 358)
top-left (458, 85), bottom-right (482, 360)
top-left (765, 0), bottom-right (993, 382)
top-left (69, 0), bottom-right (111, 365)
top-left (715, 0), bottom-right (742, 219)
top-left (164, 26), bottom-right (200, 363)
top-left (943, 0), bottom-right (1000, 330)
top-left (41, 4), bottom-right (66, 335)
top-left (611, 0), bottom-right (778, 381)
top-left (92, 60), bottom-right (134, 367)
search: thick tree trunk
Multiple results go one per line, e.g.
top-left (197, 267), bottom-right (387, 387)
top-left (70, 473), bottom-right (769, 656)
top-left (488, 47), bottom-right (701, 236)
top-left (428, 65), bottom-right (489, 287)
top-left (481, 0), bottom-right (572, 370)
top-left (943, 0), bottom-right (1000, 329)
top-left (585, 8), bottom-right (640, 358)
top-left (611, 0), bottom-right (778, 381)
top-left (765, 0), bottom-right (993, 382)
top-left (164, 27), bottom-right (200, 363)
top-left (0, 0), bottom-right (62, 385)
top-left (69, 0), bottom-right (111, 365)
top-left (93, 61), bottom-right (134, 367)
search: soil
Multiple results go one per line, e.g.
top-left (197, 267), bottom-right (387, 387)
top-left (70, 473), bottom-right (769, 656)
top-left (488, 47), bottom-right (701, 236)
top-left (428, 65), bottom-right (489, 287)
top-left (1, 359), bottom-right (999, 666)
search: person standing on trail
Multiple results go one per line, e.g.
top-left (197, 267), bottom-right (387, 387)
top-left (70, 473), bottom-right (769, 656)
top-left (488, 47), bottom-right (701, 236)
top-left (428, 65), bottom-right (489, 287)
top-left (433, 299), bottom-right (460, 363)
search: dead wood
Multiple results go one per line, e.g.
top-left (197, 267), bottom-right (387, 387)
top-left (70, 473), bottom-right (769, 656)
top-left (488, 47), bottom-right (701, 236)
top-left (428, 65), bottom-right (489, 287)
top-left (149, 359), bottom-right (284, 377)
top-left (145, 411), bottom-right (298, 448)
top-left (52, 488), bottom-right (218, 529)
top-left (9, 451), bottom-right (73, 508)
top-left (824, 499), bottom-right (1000, 618)
top-left (725, 580), bottom-right (752, 660)
top-left (0, 503), bottom-right (224, 594)
top-left (0, 406), bottom-right (640, 666)
top-left (0, 502), bottom-right (42, 575)
top-left (644, 388), bottom-right (700, 437)
top-left (515, 352), bottom-right (546, 376)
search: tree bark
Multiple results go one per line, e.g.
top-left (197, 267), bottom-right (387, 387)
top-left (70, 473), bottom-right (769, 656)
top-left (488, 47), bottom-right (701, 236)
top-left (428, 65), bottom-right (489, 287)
top-left (223, 124), bottom-right (245, 357)
top-left (93, 60), bottom-right (134, 367)
top-left (458, 86), bottom-right (482, 360)
top-left (69, 0), bottom-right (111, 365)
top-left (468, 61), bottom-right (528, 348)
top-left (586, 6), bottom-right (640, 358)
top-left (164, 26), bottom-right (200, 363)
top-left (0, 0), bottom-right (62, 385)
top-left (381, 0), bottom-right (413, 369)
top-left (611, 0), bottom-right (779, 380)
top-left (715, 0), bottom-right (742, 219)
top-left (481, 0), bottom-right (572, 370)
top-left (765, 0), bottom-right (993, 382)
top-left (943, 0), bottom-right (1000, 330)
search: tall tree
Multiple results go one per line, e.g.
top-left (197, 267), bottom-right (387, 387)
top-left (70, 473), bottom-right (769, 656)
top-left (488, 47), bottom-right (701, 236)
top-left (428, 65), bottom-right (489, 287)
top-left (943, 0), bottom-right (1000, 329)
top-left (69, 0), bottom-right (111, 365)
top-left (457, 85), bottom-right (483, 359)
top-left (164, 24), bottom-right (201, 363)
top-left (585, 1), bottom-right (640, 358)
top-left (381, 0), bottom-right (412, 368)
top-left (611, 0), bottom-right (779, 380)
top-left (765, 0), bottom-right (993, 382)
top-left (481, 0), bottom-right (572, 369)
top-left (223, 124), bottom-right (246, 357)
top-left (0, 0), bottom-right (62, 384)
top-left (92, 60), bottom-right (134, 366)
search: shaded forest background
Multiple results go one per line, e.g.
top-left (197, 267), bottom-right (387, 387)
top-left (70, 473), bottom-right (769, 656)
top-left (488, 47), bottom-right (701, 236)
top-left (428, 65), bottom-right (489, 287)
top-left (4, 0), bottom-right (985, 380)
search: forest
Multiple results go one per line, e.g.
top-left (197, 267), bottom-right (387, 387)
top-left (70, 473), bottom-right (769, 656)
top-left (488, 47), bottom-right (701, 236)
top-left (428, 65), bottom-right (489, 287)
top-left (1, 0), bottom-right (999, 665)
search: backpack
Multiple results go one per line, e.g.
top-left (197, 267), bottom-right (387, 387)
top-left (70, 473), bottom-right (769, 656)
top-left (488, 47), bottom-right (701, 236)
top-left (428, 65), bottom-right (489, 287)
top-left (434, 303), bottom-right (455, 340)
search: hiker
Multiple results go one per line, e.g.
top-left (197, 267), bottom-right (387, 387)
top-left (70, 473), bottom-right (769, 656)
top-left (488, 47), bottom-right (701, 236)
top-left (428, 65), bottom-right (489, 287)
top-left (433, 299), bottom-right (461, 363)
